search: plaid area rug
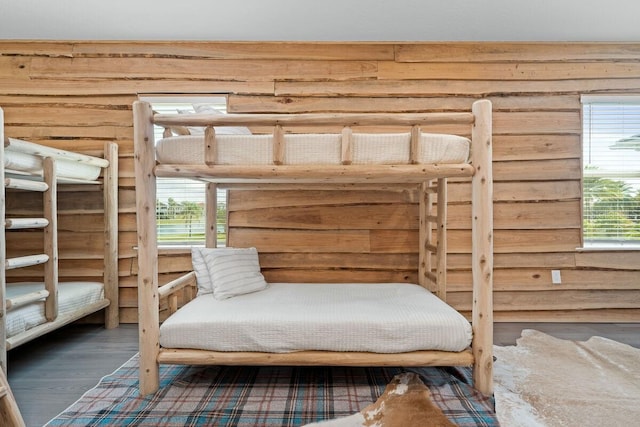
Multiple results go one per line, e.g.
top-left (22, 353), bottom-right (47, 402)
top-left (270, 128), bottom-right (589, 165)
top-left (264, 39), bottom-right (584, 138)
top-left (45, 354), bottom-right (497, 426)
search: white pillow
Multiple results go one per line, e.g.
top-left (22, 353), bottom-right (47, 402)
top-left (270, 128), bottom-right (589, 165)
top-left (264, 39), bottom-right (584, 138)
top-left (205, 248), bottom-right (268, 300)
top-left (191, 246), bottom-right (260, 295)
top-left (191, 246), bottom-right (216, 295)
top-left (187, 104), bottom-right (252, 136)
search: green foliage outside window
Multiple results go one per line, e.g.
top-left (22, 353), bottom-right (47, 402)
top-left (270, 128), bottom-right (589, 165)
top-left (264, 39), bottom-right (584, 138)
top-left (156, 198), bottom-right (226, 245)
top-left (583, 171), bottom-right (640, 243)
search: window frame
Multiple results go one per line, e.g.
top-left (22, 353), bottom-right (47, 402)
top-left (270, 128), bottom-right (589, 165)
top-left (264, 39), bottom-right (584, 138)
top-left (580, 94), bottom-right (640, 250)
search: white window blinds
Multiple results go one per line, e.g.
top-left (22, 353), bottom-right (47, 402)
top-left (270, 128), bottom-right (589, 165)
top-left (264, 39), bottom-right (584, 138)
top-left (142, 96), bottom-right (228, 246)
top-left (581, 96), bottom-right (640, 247)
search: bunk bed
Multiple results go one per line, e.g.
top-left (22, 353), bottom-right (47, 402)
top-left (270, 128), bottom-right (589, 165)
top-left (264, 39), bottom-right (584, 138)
top-left (0, 107), bottom-right (119, 372)
top-left (133, 99), bottom-right (493, 396)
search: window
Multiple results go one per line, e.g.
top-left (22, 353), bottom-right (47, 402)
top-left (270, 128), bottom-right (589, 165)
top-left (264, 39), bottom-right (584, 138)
top-left (581, 95), bottom-right (640, 248)
top-left (140, 96), bottom-right (228, 246)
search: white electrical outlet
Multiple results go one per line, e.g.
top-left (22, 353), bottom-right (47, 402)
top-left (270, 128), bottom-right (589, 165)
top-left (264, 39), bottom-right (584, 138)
top-left (551, 270), bottom-right (562, 284)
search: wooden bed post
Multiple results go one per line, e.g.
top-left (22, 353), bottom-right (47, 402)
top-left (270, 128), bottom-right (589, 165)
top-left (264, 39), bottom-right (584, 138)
top-left (205, 183), bottom-right (218, 249)
top-left (103, 142), bottom-right (119, 329)
top-left (42, 157), bottom-right (58, 322)
top-left (471, 99), bottom-right (494, 396)
top-left (435, 178), bottom-right (447, 300)
top-left (133, 101), bottom-right (160, 395)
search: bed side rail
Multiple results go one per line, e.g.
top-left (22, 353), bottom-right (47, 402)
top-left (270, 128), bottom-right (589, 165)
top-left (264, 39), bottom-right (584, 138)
top-left (152, 111), bottom-right (475, 128)
top-left (158, 271), bottom-right (197, 316)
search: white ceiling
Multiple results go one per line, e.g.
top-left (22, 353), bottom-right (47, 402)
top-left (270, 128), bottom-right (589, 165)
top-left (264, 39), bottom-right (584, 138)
top-left (1, 0), bottom-right (640, 41)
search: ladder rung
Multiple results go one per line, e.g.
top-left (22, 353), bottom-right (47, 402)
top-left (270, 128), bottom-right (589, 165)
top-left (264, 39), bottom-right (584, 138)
top-left (425, 243), bottom-right (438, 253)
top-left (423, 271), bottom-right (438, 283)
top-left (5, 217), bottom-right (49, 229)
top-left (5, 177), bottom-right (49, 192)
top-left (5, 254), bottom-right (49, 270)
top-left (6, 289), bottom-right (49, 311)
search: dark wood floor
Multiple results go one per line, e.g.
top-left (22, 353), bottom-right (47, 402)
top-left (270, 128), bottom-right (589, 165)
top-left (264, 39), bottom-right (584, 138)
top-left (7, 322), bottom-right (639, 427)
top-left (8, 324), bottom-right (138, 427)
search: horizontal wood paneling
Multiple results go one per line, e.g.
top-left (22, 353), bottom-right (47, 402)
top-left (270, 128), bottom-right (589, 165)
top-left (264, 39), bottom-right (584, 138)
top-left (393, 43), bottom-right (640, 62)
top-left (448, 290), bottom-right (640, 311)
top-left (229, 204), bottom-right (419, 230)
top-left (377, 61), bottom-right (640, 81)
top-left (1, 40), bottom-right (637, 323)
top-left (493, 135), bottom-right (581, 161)
top-left (491, 309), bottom-right (640, 323)
top-left (229, 201), bottom-right (581, 230)
top-left (29, 57), bottom-right (379, 81)
top-left (230, 94), bottom-right (580, 115)
top-left (275, 79), bottom-right (640, 97)
top-left (0, 78), bottom-right (275, 96)
top-left (448, 269), bottom-right (640, 291)
top-left (575, 251), bottom-right (640, 270)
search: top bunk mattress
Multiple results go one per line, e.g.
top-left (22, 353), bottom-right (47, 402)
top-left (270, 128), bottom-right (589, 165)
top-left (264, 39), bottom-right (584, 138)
top-left (155, 133), bottom-right (470, 166)
top-left (4, 148), bottom-right (102, 182)
top-left (159, 282), bottom-right (472, 353)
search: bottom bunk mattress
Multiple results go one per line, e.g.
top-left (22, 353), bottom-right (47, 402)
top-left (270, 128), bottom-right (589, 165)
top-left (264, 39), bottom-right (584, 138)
top-left (160, 282), bottom-right (472, 353)
top-left (6, 281), bottom-right (105, 338)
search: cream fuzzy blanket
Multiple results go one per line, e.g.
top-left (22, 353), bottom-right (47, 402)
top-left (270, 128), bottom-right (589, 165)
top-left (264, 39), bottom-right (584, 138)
top-left (493, 329), bottom-right (640, 427)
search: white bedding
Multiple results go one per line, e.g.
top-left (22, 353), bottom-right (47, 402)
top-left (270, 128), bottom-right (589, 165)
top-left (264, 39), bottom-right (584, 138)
top-left (4, 150), bottom-right (102, 181)
top-left (159, 282), bottom-right (472, 353)
top-left (155, 133), bottom-right (470, 165)
top-left (5, 281), bottom-right (105, 338)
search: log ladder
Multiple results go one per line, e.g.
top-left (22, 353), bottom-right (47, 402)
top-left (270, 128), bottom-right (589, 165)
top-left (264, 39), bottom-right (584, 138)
top-left (0, 149), bottom-right (58, 373)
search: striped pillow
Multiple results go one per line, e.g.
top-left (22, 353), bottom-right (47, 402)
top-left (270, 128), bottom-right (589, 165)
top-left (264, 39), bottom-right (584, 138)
top-left (206, 248), bottom-right (268, 300)
top-left (192, 247), bottom-right (262, 295)
top-left (191, 247), bottom-right (215, 295)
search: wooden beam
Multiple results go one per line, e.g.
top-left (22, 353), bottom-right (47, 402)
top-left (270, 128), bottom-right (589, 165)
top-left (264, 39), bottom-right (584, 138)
top-left (133, 101), bottom-right (160, 395)
top-left (157, 272), bottom-right (197, 299)
top-left (103, 141), bottom-right (119, 329)
top-left (158, 348), bottom-right (474, 367)
top-left (155, 164), bottom-right (475, 183)
top-left (154, 111), bottom-right (475, 128)
top-left (42, 157), bottom-right (58, 323)
top-left (435, 178), bottom-right (447, 300)
top-left (470, 99), bottom-right (493, 396)
top-left (205, 183), bottom-right (218, 249)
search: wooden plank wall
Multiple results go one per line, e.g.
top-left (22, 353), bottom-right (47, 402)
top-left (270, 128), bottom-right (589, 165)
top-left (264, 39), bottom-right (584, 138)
top-left (0, 41), bottom-right (638, 323)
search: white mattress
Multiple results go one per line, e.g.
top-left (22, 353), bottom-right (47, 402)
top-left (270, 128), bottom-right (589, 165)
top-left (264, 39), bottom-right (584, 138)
top-left (159, 282), bottom-right (472, 353)
top-left (4, 150), bottom-right (102, 181)
top-left (155, 133), bottom-right (470, 165)
top-left (5, 281), bottom-right (105, 338)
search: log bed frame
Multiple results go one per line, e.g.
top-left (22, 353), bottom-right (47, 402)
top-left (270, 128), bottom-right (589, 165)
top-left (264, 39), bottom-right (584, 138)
top-left (133, 99), bottom-right (493, 396)
top-left (0, 107), bottom-right (119, 372)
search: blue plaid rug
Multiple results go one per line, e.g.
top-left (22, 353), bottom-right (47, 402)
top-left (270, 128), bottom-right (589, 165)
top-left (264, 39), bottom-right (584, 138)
top-left (45, 354), bottom-right (497, 426)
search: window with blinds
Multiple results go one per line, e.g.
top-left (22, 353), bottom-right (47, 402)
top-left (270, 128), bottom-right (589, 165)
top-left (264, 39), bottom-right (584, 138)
top-left (140, 96), bottom-right (228, 246)
top-left (581, 96), bottom-right (640, 248)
